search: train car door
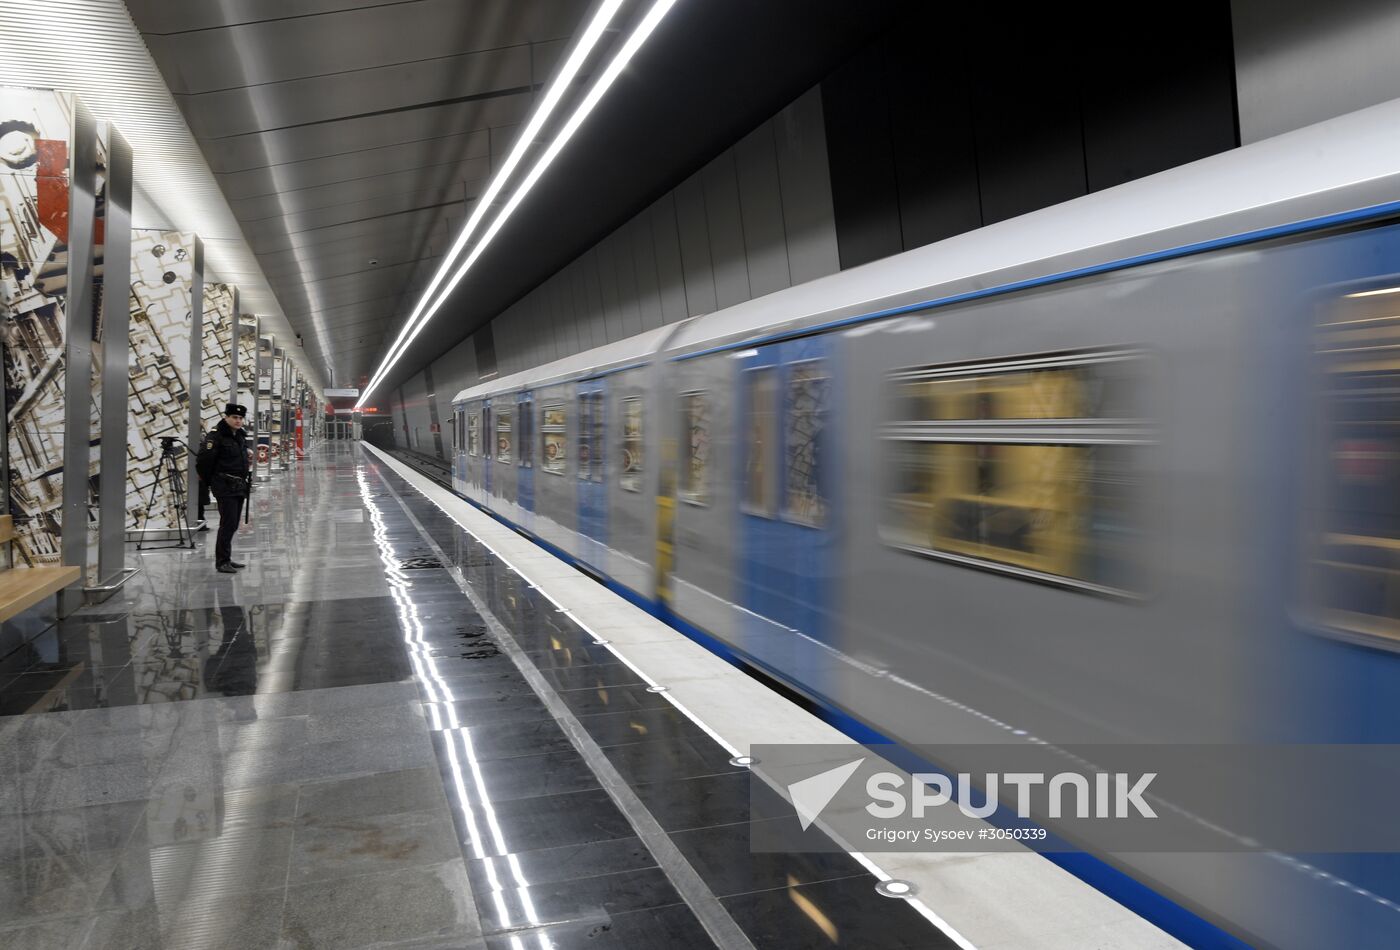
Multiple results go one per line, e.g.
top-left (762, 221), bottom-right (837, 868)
top-left (456, 402), bottom-right (467, 486)
top-left (465, 400), bottom-right (482, 499)
top-left (736, 336), bottom-right (839, 682)
top-left (481, 399), bottom-right (493, 497)
top-left (577, 378), bottom-right (607, 572)
top-left (517, 391), bottom-right (535, 521)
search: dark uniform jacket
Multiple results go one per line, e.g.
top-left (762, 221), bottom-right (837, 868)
top-left (197, 420), bottom-right (250, 498)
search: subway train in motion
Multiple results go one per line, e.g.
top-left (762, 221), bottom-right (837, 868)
top-left (450, 99), bottom-right (1400, 948)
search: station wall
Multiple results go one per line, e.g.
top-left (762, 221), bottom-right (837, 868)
top-left (1232, 0), bottom-right (1400, 143)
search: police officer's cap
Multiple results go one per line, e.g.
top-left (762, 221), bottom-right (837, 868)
top-left (224, 403), bottom-right (247, 417)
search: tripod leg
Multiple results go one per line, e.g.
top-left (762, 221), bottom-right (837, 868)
top-left (135, 452), bottom-right (167, 552)
top-left (167, 456), bottom-right (193, 549)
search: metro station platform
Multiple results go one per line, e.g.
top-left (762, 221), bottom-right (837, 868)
top-left (0, 444), bottom-right (1175, 950)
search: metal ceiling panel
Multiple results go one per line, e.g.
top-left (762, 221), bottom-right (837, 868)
top-left (122, 0), bottom-right (894, 388)
top-left (178, 45), bottom-right (539, 140)
top-left (246, 206), bottom-right (454, 254)
top-left (239, 187), bottom-right (468, 240)
top-left (227, 158), bottom-right (490, 219)
top-left (122, 0), bottom-right (399, 35)
top-left (257, 231), bottom-right (446, 275)
top-left (215, 127), bottom-right (499, 198)
top-left (140, 0), bottom-right (581, 94)
top-left (205, 95), bottom-right (529, 173)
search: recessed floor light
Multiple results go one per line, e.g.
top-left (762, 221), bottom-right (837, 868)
top-left (876, 879), bottom-right (918, 898)
top-left (728, 755), bottom-right (757, 767)
top-left (645, 685), bottom-right (669, 693)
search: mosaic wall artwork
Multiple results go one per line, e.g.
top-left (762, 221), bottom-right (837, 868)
top-left (271, 350), bottom-right (284, 460)
top-left (1, 89), bottom-right (77, 566)
top-left (86, 125), bottom-right (108, 581)
top-left (255, 335), bottom-right (272, 470)
top-left (199, 282), bottom-right (236, 433)
top-left (126, 229), bottom-right (198, 531)
top-left (236, 316), bottom-right (257, 414)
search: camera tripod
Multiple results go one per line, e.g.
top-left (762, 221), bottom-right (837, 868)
top-left (133, 438), bottom-right (196, 551)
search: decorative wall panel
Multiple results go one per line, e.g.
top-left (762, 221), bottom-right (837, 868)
top-left (199, 282), bottom-right (236, 432)
top-left (1, 87), bottom-right (97, 572)
top-left (126, 228), bottom-right (202, 532)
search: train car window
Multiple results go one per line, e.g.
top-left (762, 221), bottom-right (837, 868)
top-left (496, 408), bottom-right (512, 464)
top-left (882, 350), bottom-right (1148, 595)
top-left (1305, 295), bottom-right (1400, 646)
top-left (467, 411), bottom-right (480, 456)
top-left (590, 393), bottom-right (604, 483)
top-left (577, 395), bottom-right (590, 480)
top-left (742, 368), bottom-right (778, 516)
top-left (542, 403), bottom-right (567, 475)
top-left (518, 400), bottom-right (533, 468)
top-left (576, 393), bottom-right (604, 482)
top-left (682, 391), bottom-right (710, 505)
top-left (621, 396), bottom-right (643, 492)
top-left (783, 363), bottom-right (829, 527)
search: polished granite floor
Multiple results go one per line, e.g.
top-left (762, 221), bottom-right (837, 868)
top-left (0, 444), bottom-right (952, 950)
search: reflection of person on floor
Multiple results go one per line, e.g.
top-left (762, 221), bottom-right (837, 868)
top-left (203, 591), bottom-right (255, 696)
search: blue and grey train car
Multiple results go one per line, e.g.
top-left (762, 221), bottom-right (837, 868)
top-left (452, 99), bottom-right (1400, 948)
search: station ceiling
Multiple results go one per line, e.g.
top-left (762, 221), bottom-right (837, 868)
top-left (125, 0), bottom-right (895, 395)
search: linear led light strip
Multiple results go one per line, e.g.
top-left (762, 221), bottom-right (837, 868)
top-left (359, 0), bottom-right (681, 408)
top-left (358, 0), bottom-right (623, 402)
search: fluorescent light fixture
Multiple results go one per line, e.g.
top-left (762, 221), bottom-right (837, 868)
top-left (1345, 286), bottom-right (1400, 299)
top-left (359, 0), bottom-right (680, 407)
top-left (359, 0), bottom-right (625, 406)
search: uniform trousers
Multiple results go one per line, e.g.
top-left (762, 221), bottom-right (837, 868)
top-left (214, 493), bottom-right (244, 564)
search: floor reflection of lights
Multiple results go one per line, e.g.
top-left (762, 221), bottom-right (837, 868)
top-left (366, 447), bottom-right (992, 950)
top-left (356, 466), bottom-right (552, 949)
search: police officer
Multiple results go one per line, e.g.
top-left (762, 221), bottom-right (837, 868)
top-left (197, 403), bottom-right (251, 573)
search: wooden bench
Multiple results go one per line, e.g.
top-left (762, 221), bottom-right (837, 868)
top-left (0, 515), bottom-right (82, 621)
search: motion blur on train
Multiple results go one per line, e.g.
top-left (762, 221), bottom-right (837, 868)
top-left (449, 102), bottom-right (1400, 948)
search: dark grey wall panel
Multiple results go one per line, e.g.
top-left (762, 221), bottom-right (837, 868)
top-left (820, 5), bottom-right (1237, 254)
top-left (580, 248), bottom-right (605, 346)
top-left (612, 222), bottom-right (644, 338)
top-left (597, 236), bottom-right (625, 343)
top-left (1233, 0), bottom-right (1400, 143)
top-left (735, 119), bottom-right (791, 298)
top-left (1081, 12), bottom-right (1239, 191)
top-left (674, 174), bottom-right (718, 317)
top-left (702, 152), bottom-right (752, 310)
top-left (821, 42), bottom-right (902, 268)
top-left (776, 88), bottom-right (840, 285)
top-left (630, 214), bottom-right (665, 332)
top-left (567, 263), bottom-right (590, 349)
top-left (543, 275), bottom-right (567, 355)
top-left (650, 195), bottom-right (690, 323)
top-left (887, 29), bottom-right (982, 248)
top-left (971, 40), bottom-right (1086, 226)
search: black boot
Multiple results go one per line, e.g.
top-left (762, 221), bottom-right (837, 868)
top-left (216, 562), bottom-right (239, 574)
